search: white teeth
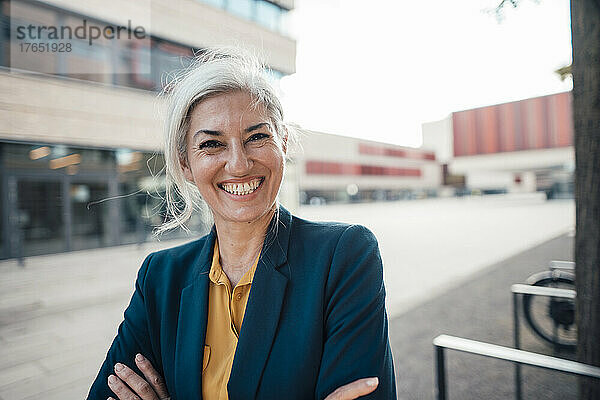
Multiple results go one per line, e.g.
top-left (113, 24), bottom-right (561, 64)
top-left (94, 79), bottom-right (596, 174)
top-left (221, 179), bottom-right (262, 195)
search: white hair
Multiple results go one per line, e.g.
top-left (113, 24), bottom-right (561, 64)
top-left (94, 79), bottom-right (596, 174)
top-left (155, 46), bottom-right (293, 235)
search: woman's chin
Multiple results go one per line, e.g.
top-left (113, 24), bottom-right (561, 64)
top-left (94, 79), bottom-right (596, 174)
top-left (216, 205), bottom-right (275, 225)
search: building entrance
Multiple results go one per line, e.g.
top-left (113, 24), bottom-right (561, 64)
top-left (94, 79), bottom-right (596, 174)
top-left (4, 173), bottom-right (119, 258)
top-left (16, 178), bottom-right (65, 256)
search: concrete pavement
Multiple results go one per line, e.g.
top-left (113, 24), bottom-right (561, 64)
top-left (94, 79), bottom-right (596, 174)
top-left (298, 195), bottom-right (574, 316)
top-left (390, 232), bottom-right (576, 400)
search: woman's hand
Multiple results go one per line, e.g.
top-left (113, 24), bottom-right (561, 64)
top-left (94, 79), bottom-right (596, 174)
top-left (107, 354), bottom-right (170, 400)
top-left (325, 377), bottom-right (379, 400)
top-left (107, 354), bottom-right (375, 400)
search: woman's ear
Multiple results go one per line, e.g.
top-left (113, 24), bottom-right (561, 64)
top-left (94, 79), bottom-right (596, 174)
top-left (180, 157), bottom-right (194, 182)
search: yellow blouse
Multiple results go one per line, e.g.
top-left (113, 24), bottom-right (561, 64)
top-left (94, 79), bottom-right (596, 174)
top-left (202, 241), bottom-right (259, 400)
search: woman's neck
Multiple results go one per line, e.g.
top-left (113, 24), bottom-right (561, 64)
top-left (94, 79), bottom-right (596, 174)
top-left (213, 206), bottom-right (276, 286)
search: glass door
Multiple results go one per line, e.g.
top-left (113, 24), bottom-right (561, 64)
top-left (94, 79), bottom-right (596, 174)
top-left (16, 179), bottom-right (65, 256)
top-left (69, 181), bottom-right (111, 251)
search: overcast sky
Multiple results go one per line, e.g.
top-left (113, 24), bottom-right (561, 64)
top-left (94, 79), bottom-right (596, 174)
top-left (279, 0), bottom-right (573, 147)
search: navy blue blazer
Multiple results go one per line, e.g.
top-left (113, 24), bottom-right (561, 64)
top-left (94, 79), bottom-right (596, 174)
top-left (88, 206), bottom-right (396, 399)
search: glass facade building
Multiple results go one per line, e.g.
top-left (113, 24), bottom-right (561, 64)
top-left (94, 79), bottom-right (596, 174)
top-left (197, 0), bottom-right (289, 34)
top-left (1, 0), bottom-right (196, 91)
top-left (0, 0), bottom-right (287, 91)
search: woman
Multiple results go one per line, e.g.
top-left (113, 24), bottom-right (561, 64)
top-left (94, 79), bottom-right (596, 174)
top-left (87, 48), bottom-right (396, 400)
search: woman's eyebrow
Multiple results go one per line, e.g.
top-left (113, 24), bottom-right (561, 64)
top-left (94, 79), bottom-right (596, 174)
top-left (192, 123), bottom-right (269, 140)
top-left (193, 129), bottom-right (222, 140)
top-left (245, 122), bottom-right (270, 133)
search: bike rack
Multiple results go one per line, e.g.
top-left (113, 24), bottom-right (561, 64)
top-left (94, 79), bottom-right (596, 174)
top-left (433, 334), bottom-right (600, 400)
top-left (549, 260), bottom-right (575, 272)
top-left (511, 284), bottom-right (576, 400)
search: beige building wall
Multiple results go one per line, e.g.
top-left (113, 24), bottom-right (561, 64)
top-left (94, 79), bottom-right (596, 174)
top-left (421, 116), bottom-right (453, 164)
top-left (0, 70), bottom-right (165, 150)
top-left (40, 0), bottom-right (296, 74)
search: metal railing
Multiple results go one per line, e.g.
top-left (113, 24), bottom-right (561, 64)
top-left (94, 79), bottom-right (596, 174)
top-left (549, 260), bottom-right (575, 272)
top-left (433, 334), bottom-right (600, 400)
top-left (511, 283), bottom-right (576, 399)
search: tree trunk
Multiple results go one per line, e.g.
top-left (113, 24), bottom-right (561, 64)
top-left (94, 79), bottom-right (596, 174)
top-left (572, 0), bottom-right (600, 399)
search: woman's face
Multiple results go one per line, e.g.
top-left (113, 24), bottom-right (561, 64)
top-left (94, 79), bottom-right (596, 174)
top-left (182, 91), bottom-right (286, 226)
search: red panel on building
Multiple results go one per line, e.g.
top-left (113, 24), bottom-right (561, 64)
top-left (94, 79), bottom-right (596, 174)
top-left (452, 112), bottom-right (465, 156)
top-left (480, 106), bottom-right (498, 153)
top-left (465, 110), bottom-right (477, 155)
top-left (498, 102), bottom-right (515, 152)
top-left (529, 96), bottom-right (546, 149)
top-left (514, 100), bottom-right (526, 151)
top-left (452, 91), bottom-right (574, 157)
top-left (554, 92), bottom-right (574, 147)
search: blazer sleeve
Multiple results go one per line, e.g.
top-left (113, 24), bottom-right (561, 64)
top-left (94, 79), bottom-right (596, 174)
top-left (86, 253), bottom-right (158, 400)
top-left (315, 225), bottom-right (397, 400)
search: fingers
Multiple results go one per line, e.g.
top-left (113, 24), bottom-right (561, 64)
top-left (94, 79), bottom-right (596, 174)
top-left (110, 362), bottom-right (158, 400)
top-left (107, 374), bottom-right (142, 400)
top-left (324, 377), bottom-right (379, 400)
top-left (135, 354), bottom-right (170, 399)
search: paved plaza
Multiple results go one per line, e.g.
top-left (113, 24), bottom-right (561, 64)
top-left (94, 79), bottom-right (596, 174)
top-left (390, 232), bottom-right (576, 400)
top-left (0, 196), bottom-right (575, 399)
top-left (299, 195), bottom-right (574, 316)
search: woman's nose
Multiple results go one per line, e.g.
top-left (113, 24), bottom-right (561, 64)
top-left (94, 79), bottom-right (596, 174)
top-left (225, 144), bottom-right (252, 176)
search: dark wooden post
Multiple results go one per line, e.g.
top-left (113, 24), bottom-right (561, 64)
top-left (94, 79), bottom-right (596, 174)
top-left (571, 0), bottom-right (600, 398)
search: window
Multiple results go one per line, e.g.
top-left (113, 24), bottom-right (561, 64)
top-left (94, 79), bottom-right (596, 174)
top-left (255, 1), bottom-right (282, 32)
top-left (227, 0), bottom-right (255, 20)
top-left (150, 40), bottom-right (193, 90)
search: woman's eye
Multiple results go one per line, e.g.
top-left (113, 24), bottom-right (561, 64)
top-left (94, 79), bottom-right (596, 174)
top-left (198, 140), bottom-right (223, 150)
top-left (247, 133), bottom-right (269, 142)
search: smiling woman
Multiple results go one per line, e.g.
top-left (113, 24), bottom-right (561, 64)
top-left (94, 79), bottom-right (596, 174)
top-left (87, 47), bottom-right (396, 400)
top-left (157, 49), bottom-right (290, 235)
top-left (182, 92), bottom-right (285, 227)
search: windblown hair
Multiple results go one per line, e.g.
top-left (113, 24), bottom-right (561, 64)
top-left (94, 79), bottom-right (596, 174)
top-left (155, 46), bottom-right (293, 235)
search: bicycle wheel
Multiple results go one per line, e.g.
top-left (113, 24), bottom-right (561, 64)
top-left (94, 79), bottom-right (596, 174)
top-left (522, 270), bottom-right (576, 350)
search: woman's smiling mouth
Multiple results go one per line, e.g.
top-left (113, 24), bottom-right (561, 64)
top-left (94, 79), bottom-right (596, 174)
top-left (217, 177), bottom-right (265, 196)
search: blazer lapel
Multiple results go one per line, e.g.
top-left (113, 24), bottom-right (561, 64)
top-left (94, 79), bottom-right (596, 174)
top-left (174, 228), bottom-right (216, 399)
top-left (227, 206), bottom-right (293, 400)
